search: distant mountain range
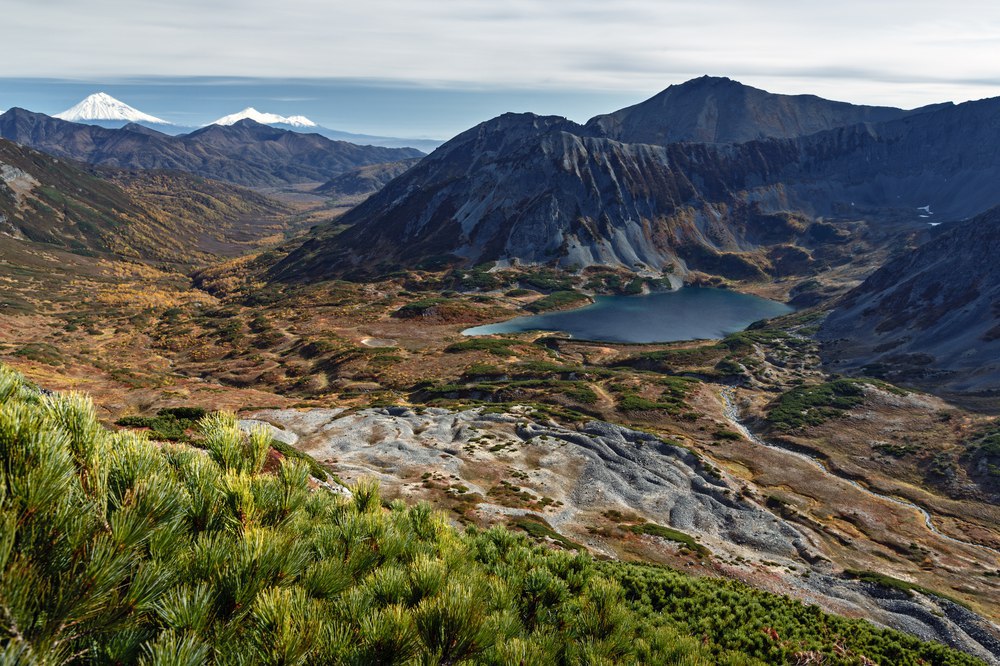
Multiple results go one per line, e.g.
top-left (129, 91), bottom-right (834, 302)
top-left (296, 128), bottom-right (441, 153)
top-left (42, 93), bottom-right (441, 151)
top-left (0, 108), bottom-right (424, 188)
top-left (203, 107), bottom-right (442, 151)
top-left (271, 76), bottom-right (1000, 282)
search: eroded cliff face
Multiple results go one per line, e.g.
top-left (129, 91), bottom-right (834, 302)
top-left (272, 113), bottom-right (813, 280)
top-left (819, 208), bottom-right (1000, 396)
top-left (271, 92), bottom-right (1000, 283)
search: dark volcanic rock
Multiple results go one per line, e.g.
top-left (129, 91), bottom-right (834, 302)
top-left (0, 110), bottom-right (422, 188)
top-left (818, 207), bottom-right (1000, 395)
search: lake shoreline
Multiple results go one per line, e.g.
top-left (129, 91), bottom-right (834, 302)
top-left (463, 287), bottom-right (795, 344)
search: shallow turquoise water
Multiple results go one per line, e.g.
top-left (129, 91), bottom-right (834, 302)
top-left (463, 288), bottom-right (794, 343)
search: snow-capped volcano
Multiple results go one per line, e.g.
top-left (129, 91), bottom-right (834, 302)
top-left (54, 92), bottom-right (170, 125)
top-left (209, 107), bottom-right (317, 128)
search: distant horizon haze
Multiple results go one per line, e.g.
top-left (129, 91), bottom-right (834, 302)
top-left (2, 74), bottom-right (997, 142)
top-left (0, 77), bottom-right (645, 140)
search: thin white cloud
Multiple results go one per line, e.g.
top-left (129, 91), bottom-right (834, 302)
top-left (3, 0), bottom-right (1000, 107)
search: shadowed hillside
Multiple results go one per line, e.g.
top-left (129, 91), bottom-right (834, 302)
top-left (819, 207), bottom-right (1000, 399)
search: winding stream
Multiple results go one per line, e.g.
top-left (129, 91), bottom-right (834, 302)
top-left (719, 387), bottom-right (1000, 559)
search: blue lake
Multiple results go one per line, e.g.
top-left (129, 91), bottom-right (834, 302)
top-left (463, 288), bottom-right (795, 344)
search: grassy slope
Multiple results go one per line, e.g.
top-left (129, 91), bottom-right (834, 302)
top-left (0, 138), bottom-right (292, 265)
top-left (0, 363), bottom-right (984, 665)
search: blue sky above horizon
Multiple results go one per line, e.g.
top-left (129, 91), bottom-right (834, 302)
top-left (0, 77), bottom-right (647, 139)
top-left (3, 1), bottom-right (1000, 138)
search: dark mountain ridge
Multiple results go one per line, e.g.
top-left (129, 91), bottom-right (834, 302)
top-left (271, 84), bottom-right (1000, 282)
top-left (0, 109), bottom-right (423, 188)
top-left (588, 75), bottom-right (949, 144)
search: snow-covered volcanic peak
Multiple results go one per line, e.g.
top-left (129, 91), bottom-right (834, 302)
top-left (209, 107), bottom-right (317, 128)
top-left (54, 92), bottom-right (170, 124)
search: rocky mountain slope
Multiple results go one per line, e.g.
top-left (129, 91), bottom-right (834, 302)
top-left (0, 109), bottom-right (423, 188)
top-left (588, 75), bottom-right (944, 144)
top-left (271, 87), bottom-right (1000, 282)
top-left (818, 207), bottom-right (1000, 396)
top-left (271, 112), bottom-right (806, 280)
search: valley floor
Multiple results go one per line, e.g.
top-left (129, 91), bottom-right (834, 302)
top-left (1, 243), bottom-right (998, 662)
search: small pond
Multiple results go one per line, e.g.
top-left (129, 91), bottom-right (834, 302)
top-left (463, 288), bottom-right (794, 344)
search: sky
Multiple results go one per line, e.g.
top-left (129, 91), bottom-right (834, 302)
top-left (3, 0), bottom-right (1000, 138)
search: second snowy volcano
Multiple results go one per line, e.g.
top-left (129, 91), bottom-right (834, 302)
top-left (209, 107), bottom-right (317, 128)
